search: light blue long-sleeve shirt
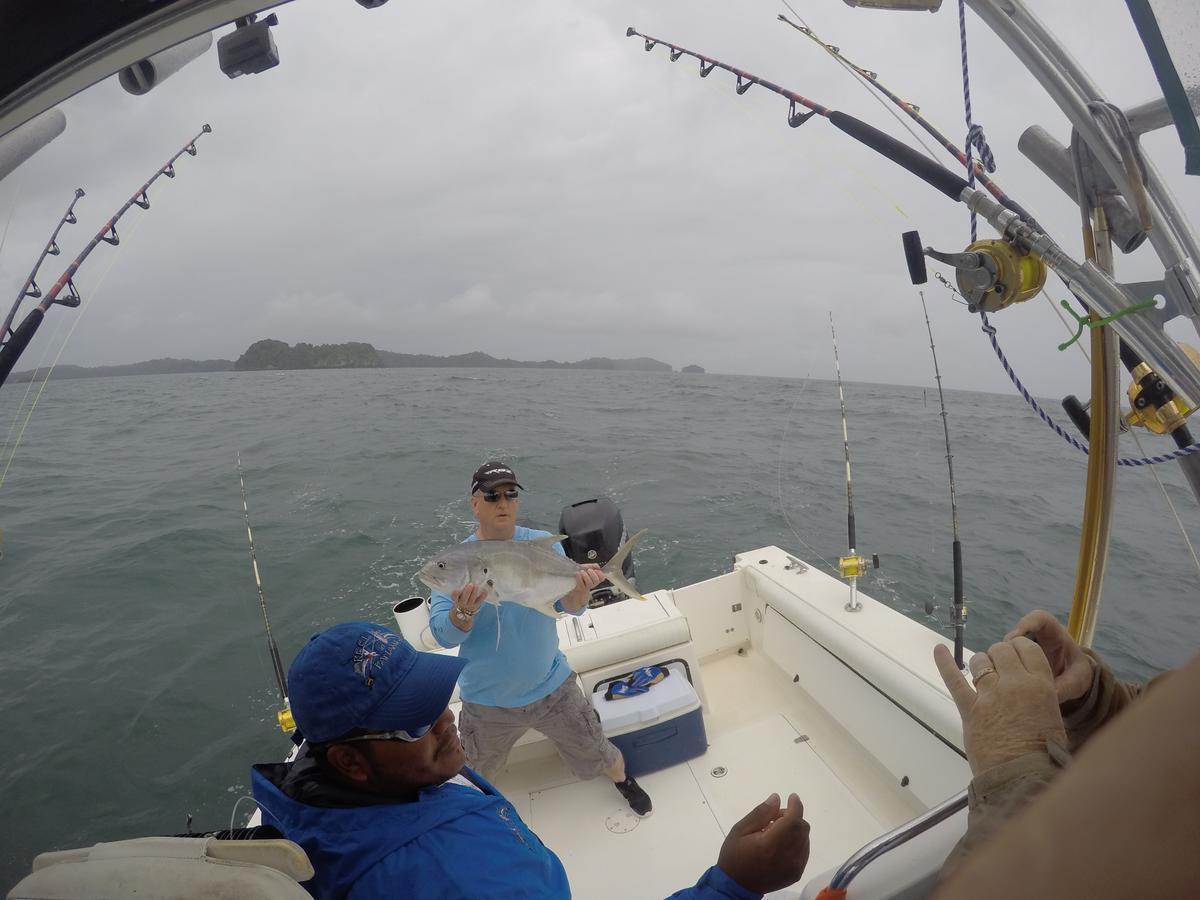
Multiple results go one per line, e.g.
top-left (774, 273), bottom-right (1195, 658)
top-left (429, 526), bottom-right (586, 708)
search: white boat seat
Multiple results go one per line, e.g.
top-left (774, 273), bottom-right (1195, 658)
top-left (7, 836), bottom-right (314, 900)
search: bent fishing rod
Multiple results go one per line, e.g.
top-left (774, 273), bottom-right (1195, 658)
top-left (1, 188), bottom-right (85, 345)
top-left (625, 28), bottom-right (1200, 411)
top-left (918, 291), bottom-right (966, 668)
top-left (0, 124), bottom-right (212, 390)
top-left (237, 451), bottom-right (294, 734)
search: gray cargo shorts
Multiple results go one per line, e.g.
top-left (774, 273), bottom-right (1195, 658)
top-left (459, 673), bottom-right (621, 781)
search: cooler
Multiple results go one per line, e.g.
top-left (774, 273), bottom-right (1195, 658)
top-left (591, 660), bottom-right (707, 777)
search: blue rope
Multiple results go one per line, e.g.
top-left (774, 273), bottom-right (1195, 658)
top-left (956, 0), bottom-right (992, 242)
top-left (980, 312), bottom-right (1200, 465)
top-left (954, 5), bottom-right (1194, 467)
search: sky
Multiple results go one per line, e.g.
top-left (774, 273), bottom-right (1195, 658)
top-left (0, 0), bottom-right (1198, 395)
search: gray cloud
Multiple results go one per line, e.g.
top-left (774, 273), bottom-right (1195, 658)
top-left (0, 0), bottom-right (1197, 394)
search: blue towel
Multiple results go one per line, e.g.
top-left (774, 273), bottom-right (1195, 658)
top-left (604, 665), bottom-right (669, 700)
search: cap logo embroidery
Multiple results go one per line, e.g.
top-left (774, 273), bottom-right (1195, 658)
top-left (351, 629), bottom-right (400, 687)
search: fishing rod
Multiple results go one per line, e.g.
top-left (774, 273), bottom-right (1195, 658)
top-left (918, 291), bottom-right (966, 668)
top-left (830, 312), bottom-right (876, 612)
top-left (1, 188), bottom-right (85, 345)
top-left (777, 11), bottom-right (1200, 485)
top-left (0, 124), bottom-right (212, 390)
top-left (775, 13), bottom-right (1042, 231)
top-left (626, 28), bottom-right (1200, 410)
top-left (236, 451), bottom-right (294, 734)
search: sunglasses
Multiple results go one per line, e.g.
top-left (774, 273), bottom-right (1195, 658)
top-left (339, 724), bottom-right (433, 744)
top-left (481, 489), bottom-right (520, 503)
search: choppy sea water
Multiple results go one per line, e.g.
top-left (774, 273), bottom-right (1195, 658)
top-left (1, 368), bottom-right (1198, 889)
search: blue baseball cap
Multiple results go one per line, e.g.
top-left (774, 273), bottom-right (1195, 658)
top-left (287, 621), bottom-right (467, 744)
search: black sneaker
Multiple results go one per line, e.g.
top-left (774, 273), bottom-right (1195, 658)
top-left (614, 776), bottom-right (652, 817)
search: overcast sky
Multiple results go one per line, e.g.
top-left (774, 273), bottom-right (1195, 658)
top-left (1, 0), bottom-right (1197, 394)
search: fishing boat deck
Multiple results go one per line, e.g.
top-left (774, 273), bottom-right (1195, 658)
top-left (492, 646), bottom-right (926, 899)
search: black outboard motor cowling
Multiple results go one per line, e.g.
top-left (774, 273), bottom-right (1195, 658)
top-left (558, 497), bottom-right (635, 607)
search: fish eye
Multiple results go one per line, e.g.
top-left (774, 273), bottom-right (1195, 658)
top-left (437, 562), bottom-right (445, 569)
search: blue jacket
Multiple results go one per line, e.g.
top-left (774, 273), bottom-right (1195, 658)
top-left (251, 755), bottom-right (760, 900)
top-left (429, 526), bottom-right (585, 708)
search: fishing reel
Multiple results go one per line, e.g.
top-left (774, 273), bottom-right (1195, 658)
top-left (902, 230), bottom-right (1047, 313)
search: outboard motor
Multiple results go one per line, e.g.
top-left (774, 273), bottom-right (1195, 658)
top-left (558, 497), bottom-right (635, 608)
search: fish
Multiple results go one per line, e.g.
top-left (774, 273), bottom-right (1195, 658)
top-left (417, 529), bottom-right (648, 619)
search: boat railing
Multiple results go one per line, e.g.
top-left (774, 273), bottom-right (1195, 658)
top-left (825, 788), bottom-right (968, 892)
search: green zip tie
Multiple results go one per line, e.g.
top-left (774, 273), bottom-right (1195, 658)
top-left (1057, 299), bottom-right (1157, 352)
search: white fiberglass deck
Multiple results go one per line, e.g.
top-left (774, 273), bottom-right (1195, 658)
top-left (492, 646), bottom-right (925, 899)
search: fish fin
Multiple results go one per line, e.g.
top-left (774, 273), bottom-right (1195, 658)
top-left (603, 528), bottom-right (649, 601)
top-left (531, 534), bottom-right (568, 548)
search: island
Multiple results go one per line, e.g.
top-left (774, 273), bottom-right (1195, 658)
top-left (10, 342), bottom-right (675, 381)
top-left (681, 364), bottom-right (706, 374)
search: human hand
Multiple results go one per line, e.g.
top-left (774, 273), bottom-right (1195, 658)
top-left (562, 564), bottom-right (604, 612)
top-left (450, 583), bottom-right (489, 630)
top-left (1004, 610), bottom-right (1094, 705)
top-left (716, 793), bottom-right (810, 895)
top-left (934, 639), bottom-right (1067, 776)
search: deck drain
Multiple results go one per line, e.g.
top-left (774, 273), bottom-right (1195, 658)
top-left (605, 807), bottom-right (643, 834)
top-left (710, 766), bottom-right (728, 778)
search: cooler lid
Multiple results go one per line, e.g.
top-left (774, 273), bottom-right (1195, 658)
top-left (591, 661), bottom-right (698, 731)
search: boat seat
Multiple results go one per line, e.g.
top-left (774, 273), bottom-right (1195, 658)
top-left (7, 836), bottom-right (314, 900)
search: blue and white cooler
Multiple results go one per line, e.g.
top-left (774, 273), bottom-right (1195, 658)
top-left (591, 660), bottom-right (707, 777)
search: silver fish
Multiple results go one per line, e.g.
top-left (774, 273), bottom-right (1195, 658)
top-left (418, 529), bottom-right (648, 618)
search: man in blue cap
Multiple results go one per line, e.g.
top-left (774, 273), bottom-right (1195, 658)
top-left (252, 622), bottom-right (812, 900)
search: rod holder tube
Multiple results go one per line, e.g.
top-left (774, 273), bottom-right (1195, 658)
top-left (1018, 125), bottom-right (1147, 254)
top-left (393, 596), bottom-right (442, 651)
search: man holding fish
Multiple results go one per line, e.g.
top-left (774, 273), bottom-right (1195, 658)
top-left (420, 460), bottom-right (654, 817)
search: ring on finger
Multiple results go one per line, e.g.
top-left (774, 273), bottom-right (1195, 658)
top-left (971, 666), bottom-right (997, 686)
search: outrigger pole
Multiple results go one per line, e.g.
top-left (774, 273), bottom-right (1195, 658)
top-left (625, 27), bottom-right (1200, 408)
top-left (830, 312), bottom-right (870, 613)
top-left (0, 124), bottom-right (212, 390)
top-left (918, 291), bottom-right (966, 668)
top-left (236, 451), bottom-right (294, 734)
top-left (1, 188), bottom-right (85, 345)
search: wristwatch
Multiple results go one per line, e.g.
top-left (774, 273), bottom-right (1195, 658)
top-left (453, 606), bottom-right (476, 624)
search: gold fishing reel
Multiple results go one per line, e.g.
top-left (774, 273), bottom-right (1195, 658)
top-left (952, 239), bottom-right (1046, 313)
top-left (277, 705), bottom-right (296, 733)
top-left (1124, 361), bottom-right (1192, 435)
top-left (902, 230), bottom-right (1047, 313)
top-left (838, 554), bottom-right (867, 579)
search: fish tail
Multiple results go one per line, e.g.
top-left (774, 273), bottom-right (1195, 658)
top-left (603, 528), bottom-right (649, 601)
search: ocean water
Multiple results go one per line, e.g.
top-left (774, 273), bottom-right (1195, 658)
top-left (1, 367), bottom-right (1198, 889)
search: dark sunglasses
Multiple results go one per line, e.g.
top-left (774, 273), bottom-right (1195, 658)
top-left (481, 489), bottom-right (520, 503)
top-left (339, 724), bottom-right (433, 744)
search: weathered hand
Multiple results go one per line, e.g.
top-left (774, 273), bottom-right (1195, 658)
top-left (1004, 610), bottom-right (1094, 705)
top-left (716, 793), bottom-right (810, 895)
top-left (562, 564), bottom-right (604, 612)
top-left (451, 583), bottom-right (489, 618)
top-left (934, 638), bottom-right (1067, 776)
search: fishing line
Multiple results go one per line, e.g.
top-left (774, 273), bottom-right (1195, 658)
top-left (776, 374), bottom-right (840, 575)
top-left (0, 168), bottom-right (28, 265)
top-left (777, 3), bottom-right (942, 164)
top-left (1129, 426), bottom-right (1200, 581)
top-left (229, 795), bottom-right (278, 835)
